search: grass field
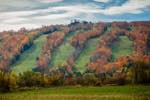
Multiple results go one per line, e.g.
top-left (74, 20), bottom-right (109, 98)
top-left (51, 43), bottom-right (75, 67)
top-left (75, 38), bottom-right (99, 73)
top-left (51, 31), bottom-right (80, 67)
top-left (12, 35), bottom-right (47, 73)
top-left (112, 36), bottom-right (133, 60)
top-left (1, 85), bottom-right (150, 100)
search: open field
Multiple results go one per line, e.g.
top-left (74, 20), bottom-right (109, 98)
top-left (12, 35), bottom-right (47, 73)
top-left (0, 85), bottom-right (150, 100)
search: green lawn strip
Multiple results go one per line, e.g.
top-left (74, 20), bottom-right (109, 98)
top-left (1, 85), bottom-right (150, 100)
top-left (50, 30), bottom-right (83, 67)
top-left (51, 43), bottom-right (75, 67)
top-left (1, 85), bottom-right (150, 95)
top-left (35, 85), bottom-right (150, 95)
top-left (111, 36), bottom-right (133, 60)
top-left (75, 38), bottom-right (99, 73)
top-left (12, 35), bottom-right (47, 73)
top-left (1, 95), bottom-right (150, 100)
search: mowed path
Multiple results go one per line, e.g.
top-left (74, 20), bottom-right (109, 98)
top-left (111, 36), bottom-right (133, 60)
top-left (75, 38), bottom-right (99, 73)
top-left (12, 35), bottom-right (47, 73)
top-left (51, 31), bottom-right (82, 68)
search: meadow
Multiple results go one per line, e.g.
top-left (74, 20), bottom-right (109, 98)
top-left (0, 85), bottom-right (150, 100)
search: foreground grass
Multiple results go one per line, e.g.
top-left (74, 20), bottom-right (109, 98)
top-left (112, 36), bottom-right (133, 60)
top-left (12, 35), bottom-right (47, 73)
top-left (0, 85), bottom-right (150, 100)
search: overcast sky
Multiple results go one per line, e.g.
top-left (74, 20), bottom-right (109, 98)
top-left (0, 0), bottom-right (150, 31)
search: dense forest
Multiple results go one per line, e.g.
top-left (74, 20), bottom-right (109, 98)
top-left (0, 21), bottom-right (150, 92)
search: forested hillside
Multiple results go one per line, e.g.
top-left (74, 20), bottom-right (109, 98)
top-left (0, 21), bottom-right (150, 92)
top-left (0, 21), bottom-right (149, 74)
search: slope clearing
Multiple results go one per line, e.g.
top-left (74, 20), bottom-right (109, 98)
top-left (111, 36), bottom-right (133, 60)
top-left (12, 35), bottom-right (47, 73)
top-left (51, 31), bottom-right (82, 68)
top-left (51, 43), bottom-right (75, 67)
top-left (75, 38), bottom-right (99, 73)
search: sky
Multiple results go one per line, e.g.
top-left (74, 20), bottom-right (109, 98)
top-left (0, 0), bottom-right (150, 31)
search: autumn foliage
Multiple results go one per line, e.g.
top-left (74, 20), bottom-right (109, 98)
top-left (67, 23), bottom-right (107, 69)
top-left (0, 21), bottom-right (149, 82)
top-left (36, 26), bottom-right (70, 72)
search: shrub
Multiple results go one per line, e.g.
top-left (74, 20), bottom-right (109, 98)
top-left (18, 71), bottom-right (44, 87)
top-left (82, 73), bottom-right (100, 86)
top-left (48, 70), bottom-right (65, 86)
top-left (103, 73), bottom-right (126, 85)
top-left (0, 71), bottom-right (18, 92)
top-left (128, 60), bottom-right (150, 84)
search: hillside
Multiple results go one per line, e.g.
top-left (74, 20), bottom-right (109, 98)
top-left (0, 21), bottom-right (148, 74)
top-left (0, 21), bottom-right (149, 94)
top-left (1, 0), bottom-right (150, 99)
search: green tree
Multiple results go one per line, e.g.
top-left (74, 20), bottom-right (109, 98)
top-left (128, 60), bottom-right (150, 84)
top-left (0, 71), bottom-right (18, 92)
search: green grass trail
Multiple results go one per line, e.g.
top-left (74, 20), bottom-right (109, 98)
top-left (51, 31), bottom-right (82, 68)
top-left (112, 36), bottom-right (133, 60)
top-left (12, 35), bottom-right (47, 73)
top-left (75, 38), bottom-right (99, 73)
